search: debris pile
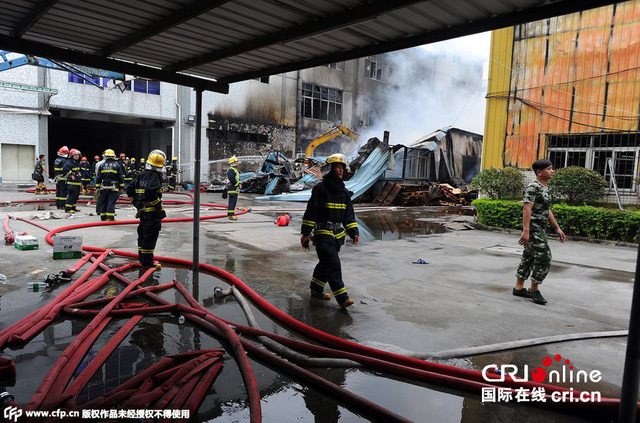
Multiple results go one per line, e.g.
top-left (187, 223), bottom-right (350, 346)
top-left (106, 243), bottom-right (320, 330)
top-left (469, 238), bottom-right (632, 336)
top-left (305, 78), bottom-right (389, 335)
top-left (375, 181), bottom-right (477, 207)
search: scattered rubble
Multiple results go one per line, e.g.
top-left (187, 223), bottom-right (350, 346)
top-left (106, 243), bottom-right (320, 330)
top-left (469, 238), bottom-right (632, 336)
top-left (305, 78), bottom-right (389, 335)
top-left (375, 181), bottom-right (477, 207)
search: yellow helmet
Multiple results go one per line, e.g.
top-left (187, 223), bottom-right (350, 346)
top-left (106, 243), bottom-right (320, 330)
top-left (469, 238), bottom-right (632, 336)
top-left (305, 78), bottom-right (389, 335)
top-left (172, 157), bottom-right (178, 161)
top-left (146, 150), bottom-right (166, 169)
top-left (104, 149), bottom-right (116, 158)
top-left (130, 157), bottom-right (136, 162)
top-left (228, 156), bottom-right (239, 165)
top-left (326, 153), bottom-right (347, 167)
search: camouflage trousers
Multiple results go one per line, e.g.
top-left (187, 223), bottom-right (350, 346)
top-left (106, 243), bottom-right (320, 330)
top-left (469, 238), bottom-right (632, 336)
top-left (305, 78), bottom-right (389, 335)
top-left (515, 227), bottom-right (551, 284)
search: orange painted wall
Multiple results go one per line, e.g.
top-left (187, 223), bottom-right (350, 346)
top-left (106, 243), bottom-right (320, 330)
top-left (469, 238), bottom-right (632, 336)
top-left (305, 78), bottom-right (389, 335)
top-left (487, 0), bottom-right (640, 169)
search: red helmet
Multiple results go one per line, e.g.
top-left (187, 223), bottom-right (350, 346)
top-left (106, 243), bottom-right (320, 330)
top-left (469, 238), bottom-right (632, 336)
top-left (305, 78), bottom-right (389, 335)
top-left (81, 156), bottom-right (87, 161)
top-left (94, 155), bottom-right (100, 160)
top-left (119, 153), bottom-right (126, 158)
top-left (57, 146), bottom-right (69, 157)
top-left (70, 148), bottom-right (81, 157)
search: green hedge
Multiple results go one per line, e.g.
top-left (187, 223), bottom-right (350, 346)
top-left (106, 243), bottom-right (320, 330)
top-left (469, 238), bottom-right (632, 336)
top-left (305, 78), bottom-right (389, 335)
top-left (472, 199), bottom-right (640, 243)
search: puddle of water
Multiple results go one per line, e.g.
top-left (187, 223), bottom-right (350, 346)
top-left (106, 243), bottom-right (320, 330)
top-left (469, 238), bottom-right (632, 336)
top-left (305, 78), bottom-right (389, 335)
top-left (357, 212), bottom-right (448, 240)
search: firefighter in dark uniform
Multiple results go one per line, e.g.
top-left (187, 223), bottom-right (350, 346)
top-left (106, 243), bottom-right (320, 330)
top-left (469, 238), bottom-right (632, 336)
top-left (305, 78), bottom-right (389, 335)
top-left (226, 156), bottom-right (241, 220)
top-left (300, 153), bottom-right (359, 309)
top-left (63, 148), bottom-right (82, 213)
top-left (79, 156), bottom-right (91, 194)
top-left (123, 157), bottom-right (135, 188)
top-left (166, 157), bottom-right (179, 192)
top-left (54, 146), bottom-right (69, 209)
top-left (96, 149), bottom-right (124, 221)
top-left (130, 157), bottom-right (136, 175)
top-left (126, 150), bottom-right (167, 268)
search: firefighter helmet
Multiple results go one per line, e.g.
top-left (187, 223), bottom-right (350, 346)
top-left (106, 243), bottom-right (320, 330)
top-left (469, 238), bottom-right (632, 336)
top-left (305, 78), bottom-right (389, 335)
top-left (81, 156), bottom-right (87, 161)
top-left (228, 156), bottom-right (239, 165)
top-left (57, 146), bottom-right (69, 157)
top-left (119, 153), bottom-right (126, 158)
top-left (70, 149), bottom-right (81, 157)
top-left (94, 155), bottom-right (100, 161)
top-left (140, 158), bottom-right (145, 163)
top-left (130, 157), bottom-right (136, 162)
top-left (146, 150), bottom-right (166, 170)
top-left (172, 157), bottom-right (178, 161)
top-left (104, 149), bottom-right (116, 158)
top-left (326, 153), bottom-right (347, 168)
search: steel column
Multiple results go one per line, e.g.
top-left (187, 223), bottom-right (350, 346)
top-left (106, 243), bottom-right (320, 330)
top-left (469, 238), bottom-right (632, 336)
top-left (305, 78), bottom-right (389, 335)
top-left (192, 89), bottom-right (203, 291)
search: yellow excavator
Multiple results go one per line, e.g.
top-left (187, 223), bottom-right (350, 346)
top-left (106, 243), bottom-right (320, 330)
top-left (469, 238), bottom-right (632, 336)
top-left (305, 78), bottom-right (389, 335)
top-left (305, 124), bottom-right (360, 157)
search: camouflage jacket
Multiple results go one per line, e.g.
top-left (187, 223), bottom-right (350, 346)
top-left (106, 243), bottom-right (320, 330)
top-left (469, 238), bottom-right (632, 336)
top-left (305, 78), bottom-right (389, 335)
top-left (522, 180), bottom-right (550, 230)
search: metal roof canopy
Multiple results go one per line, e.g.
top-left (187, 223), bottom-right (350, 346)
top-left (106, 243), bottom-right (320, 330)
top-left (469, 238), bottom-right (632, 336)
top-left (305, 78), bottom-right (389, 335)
top-left (0, 0), bottom-right (620, 92)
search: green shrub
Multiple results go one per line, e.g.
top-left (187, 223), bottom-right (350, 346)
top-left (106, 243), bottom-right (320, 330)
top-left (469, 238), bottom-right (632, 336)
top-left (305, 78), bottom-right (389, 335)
top-left (471, 167), bottom-right (525, 199)
top-left (548, 166), bottom-right (607, 205)
top-left (472, 199), bottom-right (523, 229)
top-left (472, 199), bottom-right (640, 243)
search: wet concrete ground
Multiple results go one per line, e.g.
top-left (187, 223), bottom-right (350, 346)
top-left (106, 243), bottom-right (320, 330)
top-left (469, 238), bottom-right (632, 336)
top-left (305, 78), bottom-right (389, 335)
top-left (0, 186), bottom-right (636, 422)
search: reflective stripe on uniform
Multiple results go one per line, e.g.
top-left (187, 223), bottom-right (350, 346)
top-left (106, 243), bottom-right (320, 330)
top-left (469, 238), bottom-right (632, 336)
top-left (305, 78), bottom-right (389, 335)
top-left (135, 189), bottom-right (145, 194)
top-left (311, 277), bottom-right (327, 288)
top-left (228, 190), bottom-right (239, 194)
top-left (143, 207), bottom-right (156, 212)
top-left (333, 287), bottom-right (347, 296)
top-left (149, 198), bottom-right (161, 205)
top-left (302, 220), bottom-right (315, 227)
top-left (67, 182), bottom-right (82, 186)
top-left (345, 222), bottom-right (358, 229)
top-left (314, 229), bottom-right (334, 236)
top-left (101, 169), bottom-right (118, 173)
top-left (324, 202), bottom-right (346, 209)
top-left (314, 229), bottom-right (345, 239)
top-left (140, 249), bottom-right (154, 254)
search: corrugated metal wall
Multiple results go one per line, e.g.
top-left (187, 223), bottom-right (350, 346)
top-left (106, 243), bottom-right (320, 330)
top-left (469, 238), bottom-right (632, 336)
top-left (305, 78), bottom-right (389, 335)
top-left (484, 0), bottom-right (640, 169)
top-left (482, 27), bottom-right (514, 169)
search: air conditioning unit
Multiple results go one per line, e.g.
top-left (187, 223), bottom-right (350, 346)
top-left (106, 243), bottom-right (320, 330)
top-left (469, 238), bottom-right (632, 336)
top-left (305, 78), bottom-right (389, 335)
top-left (186, 115), bottom-right (196, 125)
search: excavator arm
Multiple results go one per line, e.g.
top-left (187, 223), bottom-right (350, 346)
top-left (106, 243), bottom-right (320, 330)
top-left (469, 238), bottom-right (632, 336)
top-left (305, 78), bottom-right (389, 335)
top-left (305, 124), bottom-right (359, 157)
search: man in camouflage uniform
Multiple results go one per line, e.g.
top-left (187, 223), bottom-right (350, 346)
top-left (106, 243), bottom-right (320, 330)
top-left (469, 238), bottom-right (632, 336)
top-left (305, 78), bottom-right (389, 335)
top-left (513, 159), bottom-right (566, 305)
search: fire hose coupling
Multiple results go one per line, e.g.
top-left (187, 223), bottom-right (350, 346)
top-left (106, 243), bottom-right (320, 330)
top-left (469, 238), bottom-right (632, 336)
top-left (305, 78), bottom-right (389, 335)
top-left (213, 286), bottom-right (233, 298)
top-left (44, 271), bottom-right (72, 287)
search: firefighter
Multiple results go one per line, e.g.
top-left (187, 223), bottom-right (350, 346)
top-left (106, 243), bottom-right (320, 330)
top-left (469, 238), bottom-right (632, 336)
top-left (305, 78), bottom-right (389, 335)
top-left (126, 150), bottom-right (167, 268)
top-left (226, 156), bottom-right (241, 220)
top-left (300, 153), bottom-right (359, 309)
top-left (94, 153), bottom-right (106, 215)
top-left (79, 156), bottom-right (91, 194)
top-left (166, 157), bottom-right (179, 192)
top-left (123, 156), bottom-right (135, 188)
top-left (96, 149), bottom-right (124, 221)
top-left (33, 154), bottom-right (48, 195)
top-left (130, 157), bottom-right (136, 175)
top-left (138, 157), bottom-right (146, 174)
top-left (54, 146), bottom-right (69, 209)
top-left (63, 149), bottom-right (83, 213)
top-left (118, 153), bottom-right (126, 169)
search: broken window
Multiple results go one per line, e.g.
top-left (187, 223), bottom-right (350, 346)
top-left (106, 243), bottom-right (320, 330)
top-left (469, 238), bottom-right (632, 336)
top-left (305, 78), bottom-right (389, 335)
top-left (301, 82), bottom-right (342, 122)
top-left (547, 133), bottom-right (640, 190)
top-left (365, 55), bottom-right (393, 82)
top-left (328, 62), bottom-right (345, 70)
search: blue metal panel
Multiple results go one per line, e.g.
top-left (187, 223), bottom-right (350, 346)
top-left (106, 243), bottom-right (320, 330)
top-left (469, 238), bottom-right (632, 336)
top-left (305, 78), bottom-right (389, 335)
top-left (256, 145), bottom-right (390, 202)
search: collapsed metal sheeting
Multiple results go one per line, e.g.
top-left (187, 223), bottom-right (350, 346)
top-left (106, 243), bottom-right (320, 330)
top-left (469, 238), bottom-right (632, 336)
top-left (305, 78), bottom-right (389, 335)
top-left (255, 145), bottom-right (391, 202)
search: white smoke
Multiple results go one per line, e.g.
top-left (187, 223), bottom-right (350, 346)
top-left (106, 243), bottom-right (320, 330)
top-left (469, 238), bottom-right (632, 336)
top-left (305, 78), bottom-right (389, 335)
top-left (359, 32), bottom-right (490, 146)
